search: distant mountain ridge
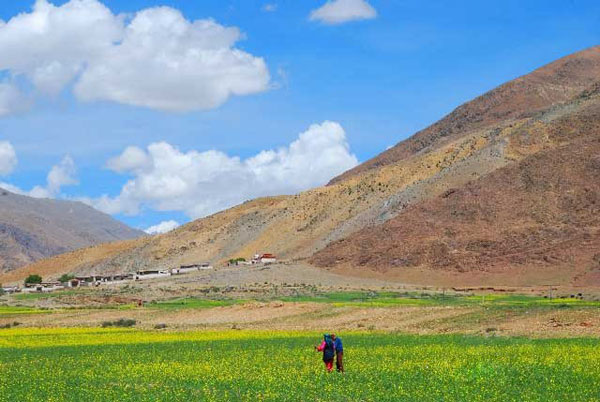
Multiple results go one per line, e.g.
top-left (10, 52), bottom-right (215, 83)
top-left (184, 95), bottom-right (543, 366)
top-left (0, 188), bottom-right (144, 272)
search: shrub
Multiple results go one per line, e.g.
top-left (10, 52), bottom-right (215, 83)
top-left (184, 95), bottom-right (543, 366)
top-left (101, 319), bottom-right (137, 328)
top-left (24, 275), bottom-right (42, 285)
top-left (0, 322), bottom-right (20, 330)
top-left (58, 274), bottom-right (75, 283)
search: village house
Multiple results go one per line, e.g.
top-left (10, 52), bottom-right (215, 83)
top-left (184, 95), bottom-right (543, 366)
top-left (251, 253), bottom-right (277, 264)
top-left (134, 270), bottom-right (171, 280)
top-left (22, 282), bottom-right (63, 293)
top-left (1, 286), bottom-right (19, 294)
top-left (74, 276), bottom-right (103, 287)
top-left (171, 262), bottom-right (212, 275)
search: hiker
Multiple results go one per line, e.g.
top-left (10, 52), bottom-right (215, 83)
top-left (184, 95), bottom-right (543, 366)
top-left (331, 333), bottom-right (344, 373)
top-left (315, 333), bottom-right (335, 372)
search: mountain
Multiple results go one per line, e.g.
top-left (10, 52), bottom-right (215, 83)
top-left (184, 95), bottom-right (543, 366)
top-left (312, 55), bottom-right (600, 286)
top-left (2, 45), bottom-right (600, 287)
top-left (312, 97), bottom-right (600, 286)
top-left (329, 46), bottom-right (600, 184)
top-left (0, 188), bottom-right (144, 272)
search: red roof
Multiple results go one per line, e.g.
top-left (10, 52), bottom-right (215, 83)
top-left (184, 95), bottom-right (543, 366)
top-left (260, 253), bottom-right (276, 259)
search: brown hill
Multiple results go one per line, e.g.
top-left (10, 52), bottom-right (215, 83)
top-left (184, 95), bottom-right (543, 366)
top-left (0, 189), bottom-right (144, 272)
top-left (3, 46), bottom-right (600, 287)
top-left (312, 84), bottom-right (600, 286)
top-left (330, 46), bottom-right (600, 184)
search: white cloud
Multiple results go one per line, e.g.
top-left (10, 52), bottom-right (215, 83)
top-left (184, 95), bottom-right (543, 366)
top-left (93, 121), bottom-right (358, 218)
top-left (262, 4), bottom-right (278, 12)
top-left (106, 146), bottom-right (150, 173)
top-left (1, 155), bottom-right (77, 198)
top-left (0, 82), bottom-right (31, 116)
top-left (74, 6), bottom-right (270, 112)
top-left (46, 155), bottom-right (78, 195)
top-left (0, 0), bottom-right (270, 112)
top-left (145, 220), bottom-right (180, 235)
top-left (0, 141), bottom-right (17, 175)
top-left (310, 0), bottom-right (377, 24)
top-left (0, 0), bottom-right (122, 95)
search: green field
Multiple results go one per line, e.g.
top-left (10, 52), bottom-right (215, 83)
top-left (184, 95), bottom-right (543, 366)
top-left (0, 328), bottom-right (598, 401)
top-left (278, 291), bottom-right (600, 309)
top-left (0, 305), bottom-right (50, 316)
top-left (144, 291), bottom-right (600, 311)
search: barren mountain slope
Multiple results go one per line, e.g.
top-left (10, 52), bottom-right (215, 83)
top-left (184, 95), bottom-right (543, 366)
top-left (330, 45), bottom-right (600, 184)
top-left (0, 189), bottom-right (144, 272)
top-left (2, 46), bottom-right (600, 285)
top-left (312, 87), bottom-right (600, 286)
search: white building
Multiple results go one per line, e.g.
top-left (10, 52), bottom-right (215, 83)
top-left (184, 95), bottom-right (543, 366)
top-left (251, 253), bottom-right (277, 264)
top-left (134, 270), bottom-right (171, 280)
top-left (172, 263), bottom-right (213, 275)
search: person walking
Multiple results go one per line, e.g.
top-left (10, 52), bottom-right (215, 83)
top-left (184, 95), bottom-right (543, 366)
top-left (315, 333), bottom-right (335, 372)
top-left (331, 333), bottom-right (344, 373)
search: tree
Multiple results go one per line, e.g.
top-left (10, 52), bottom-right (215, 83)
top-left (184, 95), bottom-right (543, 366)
top-left (24, 274), bottom-right (42, 285)
top-left (59, 274), bottom-right (75, 283)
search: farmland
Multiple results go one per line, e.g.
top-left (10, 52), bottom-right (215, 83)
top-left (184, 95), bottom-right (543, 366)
top-left (2, 288), bottom-right (600, 400)
top-left (1, 328), bottom-right (599, 401)
top-left (2, 288), bottom-right (600, 336)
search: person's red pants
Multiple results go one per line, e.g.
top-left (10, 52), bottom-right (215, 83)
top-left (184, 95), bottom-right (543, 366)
top-left (324, 359), bottom-right (334, 372)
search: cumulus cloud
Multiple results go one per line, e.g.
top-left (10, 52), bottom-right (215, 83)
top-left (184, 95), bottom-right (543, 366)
top-left (0, 141), bottom-right (17, 176)
top-left (310, 0), bottom-right (377, 24)
top-left (74, 7), bottom-right (270, 111)
top-left (0, 0), bottom-right (122, 95)
top-left (0, 82), bottom-right (32, 116)
top-left (145, 220), bottom-right (180, 235)
top-left (45, 155), bottom-right (78, 195)
top-left (1, 155), bottom-right (78, 198)
top-left (0, 141), bottom-right (17, 175)
top-left (0, 0), bottom-right (270, 112)
top-left (93, 121), bottom-right (358, 218)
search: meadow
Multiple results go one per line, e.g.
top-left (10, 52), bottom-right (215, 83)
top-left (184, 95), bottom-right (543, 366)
top-left (0, 328), bottom-right (599, 401)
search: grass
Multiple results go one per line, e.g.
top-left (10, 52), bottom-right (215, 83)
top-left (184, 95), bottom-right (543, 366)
top-left (12, 289), bottom-right (87, 301)
top-left (0, 305), bottom-right (50, 316)
top-left (0, 328), bottom-right (598, 401)
top-left (278, 291), bottom-right (600, 308)
top-left (150, 297), bottom-right (244, 310)
top-left (279, 291), bottom-right (438, 307)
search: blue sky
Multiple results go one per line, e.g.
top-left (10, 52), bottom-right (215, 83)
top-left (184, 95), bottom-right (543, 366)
top-left (0, 0), bottom-right (598, 232)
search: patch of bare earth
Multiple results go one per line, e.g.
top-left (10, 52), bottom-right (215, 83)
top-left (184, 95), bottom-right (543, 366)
top-left (4, 303), bottom-right (599, 338)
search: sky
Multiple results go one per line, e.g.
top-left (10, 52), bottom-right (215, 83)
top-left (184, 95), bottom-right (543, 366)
top-left (0, 0), bottom-right (598, 233)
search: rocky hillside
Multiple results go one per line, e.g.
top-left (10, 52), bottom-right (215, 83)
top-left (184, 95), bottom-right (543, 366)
top-left (0, 188), bottom-right (144, 272)
top-left (2, 45), bottom-right (600, 286)
top-left (312, 86), bottom-right (600, 286)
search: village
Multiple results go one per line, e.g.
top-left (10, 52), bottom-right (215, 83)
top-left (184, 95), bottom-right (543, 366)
top-left (1, 253), bottom-right (277, 295)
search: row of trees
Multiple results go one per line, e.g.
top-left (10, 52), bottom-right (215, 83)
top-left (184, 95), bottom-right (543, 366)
top-left (23, 273), bottom-right (75, 285)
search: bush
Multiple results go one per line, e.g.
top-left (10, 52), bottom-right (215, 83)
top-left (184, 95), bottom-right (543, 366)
top-left (24, 275), bottom-right (42, 285)
top-left (101, 319), bottom-right (137, 328)
top-left (0, 322), bottom-right (21, 330)
top-left (58, 274), bottom-right (75, 283)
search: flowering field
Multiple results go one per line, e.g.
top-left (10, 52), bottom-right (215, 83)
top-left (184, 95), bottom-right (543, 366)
top-left (0, 328), bottom-right (598, 401)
